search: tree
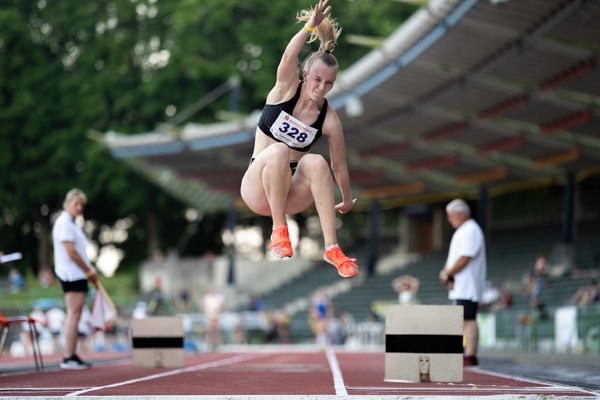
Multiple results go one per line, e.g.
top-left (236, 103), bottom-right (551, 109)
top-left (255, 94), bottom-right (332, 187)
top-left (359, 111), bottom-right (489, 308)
top-left (0, 0), bottom-right (417, 273)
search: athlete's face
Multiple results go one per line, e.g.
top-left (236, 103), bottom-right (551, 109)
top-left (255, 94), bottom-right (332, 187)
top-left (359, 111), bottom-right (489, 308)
top-left (303, 60), bottom-right (337, 100)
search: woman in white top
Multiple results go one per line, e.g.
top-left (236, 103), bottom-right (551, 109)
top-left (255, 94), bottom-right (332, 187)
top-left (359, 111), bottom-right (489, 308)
top-left (52, 188), bottom-right (98, 369)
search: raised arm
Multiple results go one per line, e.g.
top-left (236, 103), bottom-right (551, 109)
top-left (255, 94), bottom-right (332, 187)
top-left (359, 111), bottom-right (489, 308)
top-left (274, 1), bottom-right (332, 88)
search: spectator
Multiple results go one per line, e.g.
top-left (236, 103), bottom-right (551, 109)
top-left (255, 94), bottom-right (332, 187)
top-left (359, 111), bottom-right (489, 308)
top-left (146, 276), bottom-right (168, 315)
top-left (177, 288), bottom-right (191, 313)
top-left (480, 280), bottom-right (500, 311)
top-left (38, 266), bottom-right (54, 288)
top-left (273, 309), bottom-right (291, 344)
top-left (8, 268), bottom-right (25, 293)
top-left (309, 289), bottom-right (333, 345)
top-left (132, 301), bottom-right (148, 320)
top-left (438, 199), bottom-right (486, 367)
top-left (391, 274), bottom-right (420, 304)
top-left (568, 279), bottom-right (599, 306)
top-left (52, 188), bottom-right (98, 369)
top-left (339, 309), bottom-right (356, 345)
top-left (47, 306), bottom-right (66, 354)
top-left (247, 294), bottom-right (265, 312)
top-left (525, 254), bottom-right (549, 309)
top-left (490, 288), bottom-right (513, 312)
top-left (202, 287), bottom-right (224, 351)
top-left (233, 313), bottom-right (247, 345)
top-left (328, 310), bottom-right (344, 345)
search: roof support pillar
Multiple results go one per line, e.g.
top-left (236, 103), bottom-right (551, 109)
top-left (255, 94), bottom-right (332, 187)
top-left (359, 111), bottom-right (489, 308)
top-left (226, 202), bottom-right (237, 285)
top-left (478, 186), bottom-right (490, 242)
top-left (367, 199), bottom-right (381, 278)
top-left (562, 171), bottom-right (576, 244)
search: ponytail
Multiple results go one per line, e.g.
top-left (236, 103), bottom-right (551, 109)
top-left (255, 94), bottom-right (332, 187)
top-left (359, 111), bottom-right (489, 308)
top-left (297, 6), bottom-right (341, 71)
top-left (296, 7), bottom-right (341, 53)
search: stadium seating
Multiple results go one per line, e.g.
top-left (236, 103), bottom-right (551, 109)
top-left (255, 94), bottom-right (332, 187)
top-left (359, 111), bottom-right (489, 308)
top-left (255, 221), bottom-right (599, 343)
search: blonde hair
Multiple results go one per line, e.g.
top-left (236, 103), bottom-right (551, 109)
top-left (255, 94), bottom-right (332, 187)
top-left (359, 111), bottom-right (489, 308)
top-left (63, 188), bottom-right (87, 208)
top-left (296, 7), bottom-right (342, 71)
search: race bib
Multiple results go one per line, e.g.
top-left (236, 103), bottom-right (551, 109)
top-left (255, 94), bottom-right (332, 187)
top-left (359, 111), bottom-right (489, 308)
top-left (270, 111), bottom-right (318, 149)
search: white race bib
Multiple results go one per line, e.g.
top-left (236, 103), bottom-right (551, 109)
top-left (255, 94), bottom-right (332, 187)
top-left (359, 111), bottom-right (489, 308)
top-left (270, 111), bottom-right (318, 149)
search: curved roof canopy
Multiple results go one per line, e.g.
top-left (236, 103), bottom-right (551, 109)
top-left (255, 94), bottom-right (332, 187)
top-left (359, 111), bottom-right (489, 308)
top-left (101, 0), bottom-right (600, 211)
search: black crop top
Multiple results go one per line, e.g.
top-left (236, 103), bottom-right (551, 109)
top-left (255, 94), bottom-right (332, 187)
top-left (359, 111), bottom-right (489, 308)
top-left (257, 82), bottom-right (328, 152)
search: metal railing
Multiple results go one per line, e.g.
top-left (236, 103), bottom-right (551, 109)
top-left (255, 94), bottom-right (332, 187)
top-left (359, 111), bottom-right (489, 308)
top-left (479, 304), bottom-right (600, 354)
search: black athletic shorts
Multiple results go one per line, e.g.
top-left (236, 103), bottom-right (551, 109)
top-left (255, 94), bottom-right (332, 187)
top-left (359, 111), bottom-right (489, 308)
top-left (59, 279), bottom-right (89, 294)
top-left (453, 299), bottom-right (479, 321)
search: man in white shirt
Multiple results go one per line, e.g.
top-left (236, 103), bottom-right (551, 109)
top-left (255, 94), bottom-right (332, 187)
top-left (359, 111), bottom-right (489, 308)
top-left (439, 199), bottom-right (486, 366)
top-left (52, 188), bottom-right (98, 369)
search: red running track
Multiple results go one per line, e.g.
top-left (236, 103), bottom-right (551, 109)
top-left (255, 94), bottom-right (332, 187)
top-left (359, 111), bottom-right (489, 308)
top-left (0, 349), bottom-right (597, 399)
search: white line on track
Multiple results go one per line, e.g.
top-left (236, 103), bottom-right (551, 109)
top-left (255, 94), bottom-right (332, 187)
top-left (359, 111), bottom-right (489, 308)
top-left (346, 385), bottom-right (588, 392)
top-left (0, 356), bottom-right (130, 378)
top-left (471, 367), bottom-right (600, 396)
top-left (64, 353), bottom-right (262, 397)
top-left (325, 347), bottom-right (347, 396)
top-left (4, 395), bottom-right (600, 400)
top-left (0, 387), bottom-right (88, 392)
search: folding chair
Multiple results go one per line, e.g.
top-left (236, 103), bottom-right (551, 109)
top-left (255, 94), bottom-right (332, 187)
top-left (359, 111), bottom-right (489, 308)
top-left (0, 314), bottom-right (45, 371)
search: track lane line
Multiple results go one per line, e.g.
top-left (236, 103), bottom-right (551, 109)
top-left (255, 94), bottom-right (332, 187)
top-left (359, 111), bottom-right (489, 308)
top-left (470, 367), bottom-right (600, 396)
top-left (0, 387), bottom-right (88, 392)
top-left (346, 385), bottom-right (590, 393)
top-left (64, 353), bottom-right (262, 397)
top-left (325, 347), bottom-right (347, 396)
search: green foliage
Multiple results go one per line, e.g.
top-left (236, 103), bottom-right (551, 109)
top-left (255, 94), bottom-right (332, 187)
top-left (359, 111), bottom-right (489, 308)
top-left (0, 265), bottom-right (139, 314)
top-left (0, 0), bottom-right (417, 273)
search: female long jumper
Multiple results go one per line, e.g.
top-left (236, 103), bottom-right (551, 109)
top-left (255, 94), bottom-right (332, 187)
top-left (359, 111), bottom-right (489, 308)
top-left (240, 0), bottom-right (358, 278)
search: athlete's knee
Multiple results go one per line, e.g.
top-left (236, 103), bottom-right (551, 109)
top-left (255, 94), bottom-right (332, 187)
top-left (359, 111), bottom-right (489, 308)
top-left (301, 154), bottom-right (330, 175)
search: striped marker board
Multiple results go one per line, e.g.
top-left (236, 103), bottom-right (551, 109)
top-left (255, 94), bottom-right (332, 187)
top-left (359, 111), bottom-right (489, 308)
top-left (131, 316), bottom-right (184, 368)
top-left (385, 304), bottom-right (463, 382)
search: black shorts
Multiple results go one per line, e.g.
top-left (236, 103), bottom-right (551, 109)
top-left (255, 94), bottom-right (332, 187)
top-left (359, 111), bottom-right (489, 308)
top-left (59, 279), bottom-right (89, 294)
top-left (453, 299), bottom-right (479, 321)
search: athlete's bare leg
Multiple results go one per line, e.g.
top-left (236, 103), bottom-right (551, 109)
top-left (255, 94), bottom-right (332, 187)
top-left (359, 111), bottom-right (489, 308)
top-left (241, 143), bottom-right (292, 228)
top-left (285, 154), bottom-right (337, 246)
top-left (242, 147), bottom-right (338, 247)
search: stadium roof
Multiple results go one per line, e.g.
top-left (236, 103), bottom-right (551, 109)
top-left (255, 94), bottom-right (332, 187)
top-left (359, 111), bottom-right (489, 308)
top-left (100, 0), bottom-right (600, 212)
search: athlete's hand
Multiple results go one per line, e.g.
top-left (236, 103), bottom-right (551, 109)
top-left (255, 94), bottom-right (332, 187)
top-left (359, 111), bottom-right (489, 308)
top-left (309, 0), bottom-right (332, 28)
top-left (335, 198), bottom-right (357, 214)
